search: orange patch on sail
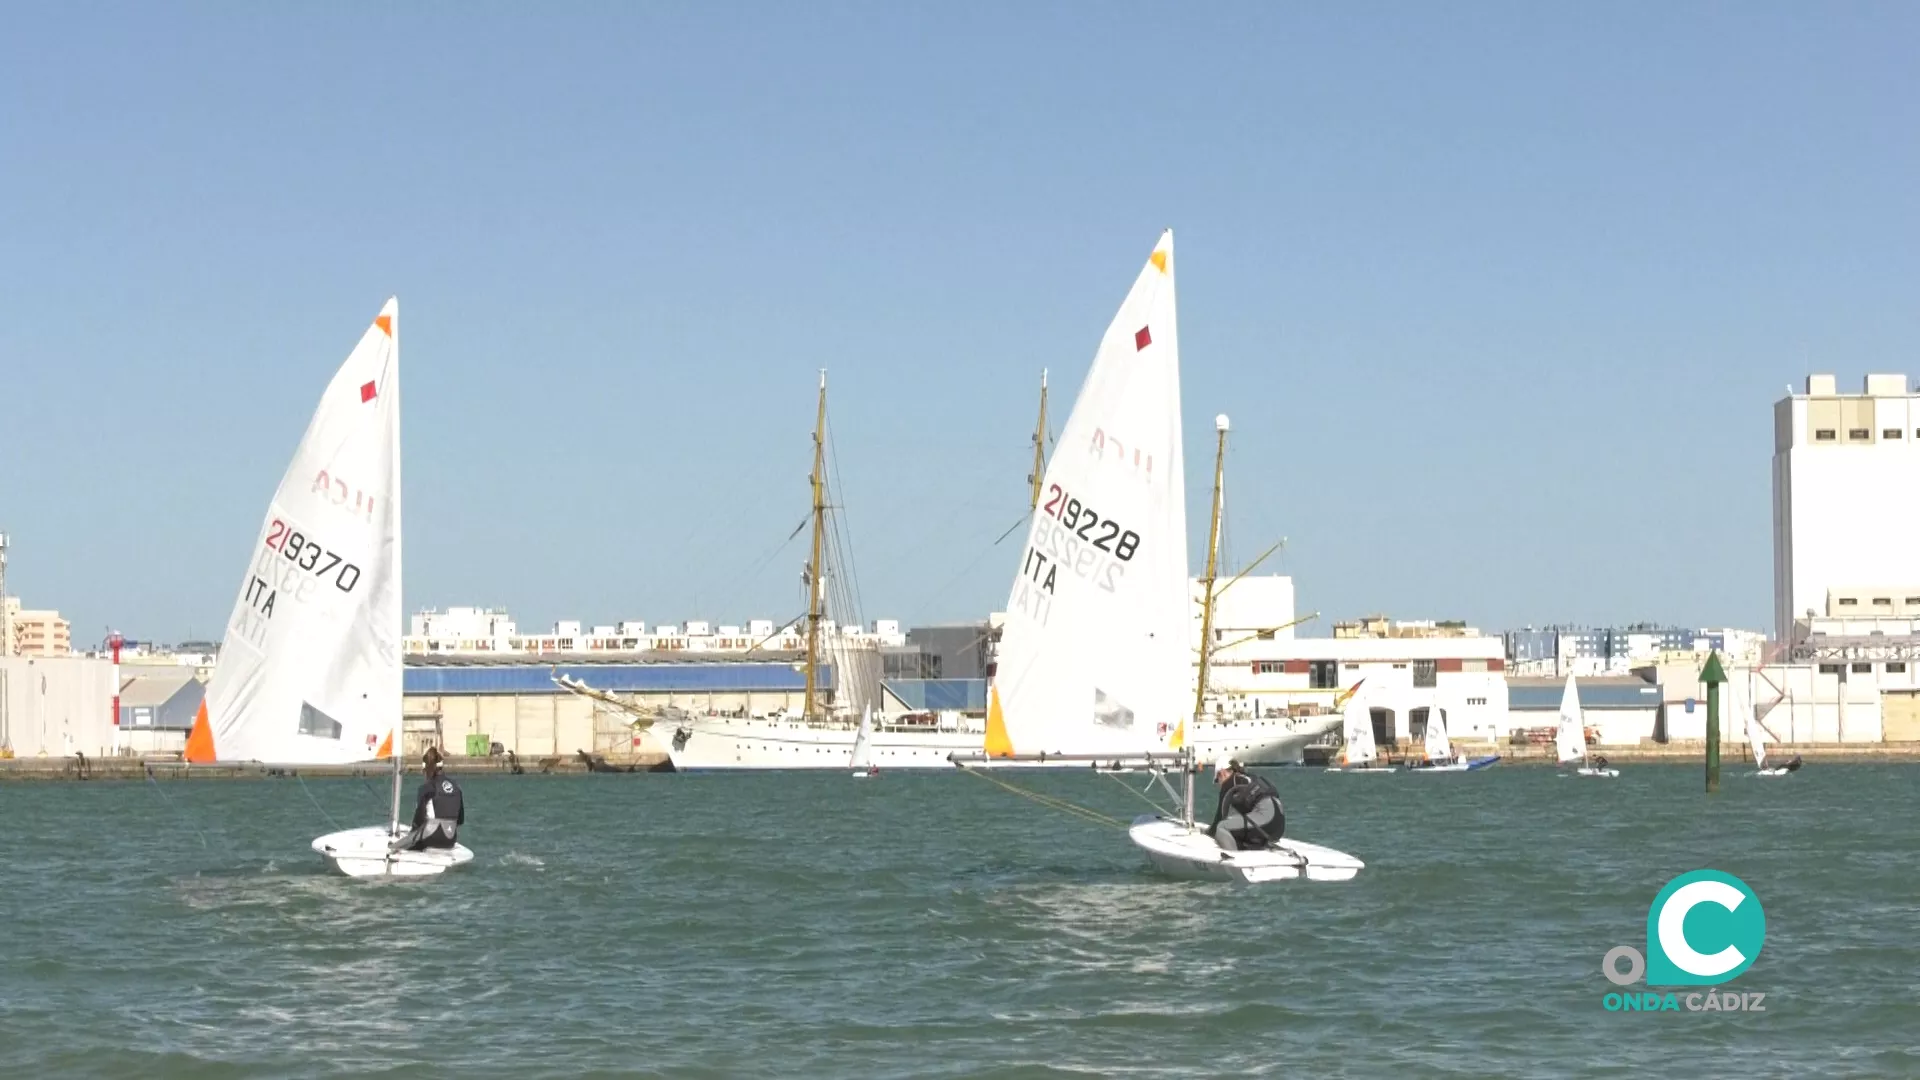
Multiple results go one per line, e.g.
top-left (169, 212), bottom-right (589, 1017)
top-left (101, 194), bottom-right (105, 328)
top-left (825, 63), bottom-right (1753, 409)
top-left (984, 686), bottom-right (1013, 758)
top-left (184, 701), bottom-right (216, 763)
top-left (374, 314), bottom-right (393, 336)
top-left (376, 731), bottom-right (394, 759)
top-left (1149, 250), bottom-right (1167, 274)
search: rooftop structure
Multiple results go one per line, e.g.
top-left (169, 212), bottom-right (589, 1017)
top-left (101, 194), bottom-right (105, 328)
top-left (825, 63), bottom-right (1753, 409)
top-left (1503, 625), bottom-right (1767, 677)
top-left (403, 606), bottom-right (905, 656)
top-left (1333, 615), bottom-right (1480, 639)
top-left (1773, 372), bottom-right (1920, 643)
top-left (3, 598), bottom-right (70, 658)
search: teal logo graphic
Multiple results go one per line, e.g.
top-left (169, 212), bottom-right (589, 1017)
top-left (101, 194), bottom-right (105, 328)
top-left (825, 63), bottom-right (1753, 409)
top-left (1645, 870), bottom-right (1765, 985)
top-left (1599, 870), bottom-right (1769, 1013)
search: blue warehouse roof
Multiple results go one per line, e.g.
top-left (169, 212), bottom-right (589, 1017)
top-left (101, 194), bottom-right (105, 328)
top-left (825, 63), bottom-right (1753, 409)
top-left (1508, 680), bottom-right (1662, 710)
top-left (885, 678), bottom-right (987, 711)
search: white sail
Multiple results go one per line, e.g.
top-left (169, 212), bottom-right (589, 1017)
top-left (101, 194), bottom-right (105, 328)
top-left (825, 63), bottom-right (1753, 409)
top-left (1423, 702), bottom-right (1452, 763)
top-left (1341, 691), bottom-right (1377, 766)
top-left (986, 231), bottom-right (1187, 758)
top-left (850, 707), bottom-right (874, 771)
top-left (1554, 674), bottom-right (1586, 765)
top-left (830, 634), bottom-right (883, 720)
top-left (1734, 674), bottom-right (1766, 769)
top-left (189, 298), bottom-right (403, 765)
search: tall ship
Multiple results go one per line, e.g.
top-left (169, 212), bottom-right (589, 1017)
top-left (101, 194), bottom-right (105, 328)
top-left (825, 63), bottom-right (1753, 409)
top-left (561, 346), bottom-right (1340, 770)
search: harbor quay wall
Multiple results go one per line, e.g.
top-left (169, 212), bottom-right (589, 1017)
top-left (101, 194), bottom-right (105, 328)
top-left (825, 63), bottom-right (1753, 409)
top-left (0, 753), bottom-right (668, 782)
top-left (1302, 739), bottom-right (1920, 767)
top-left (403, 687), bottom-right (808, 761)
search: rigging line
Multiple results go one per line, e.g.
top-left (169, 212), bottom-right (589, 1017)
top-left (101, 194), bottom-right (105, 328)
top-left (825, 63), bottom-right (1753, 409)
top-left (955, 764), bottom-right (1127, 830)
top-left (691, 513), bottom-right (809, 620)
top-left (361, 773), bottom-right (396, 814)
top-left (991, 510), bottom-right (1031, 545)
top-left (905, 526), bottom-right (1017, 616)
top-left (297, 773), bottom-right (346, 833)
top-left (1101, 769), bottom-right (1175, 816)
top-left (740, 521), bottom-right (808, 586)
top-left (144, 766), bottom-right (211, 850)
top-left (821, 410), bottom-right (868, 628)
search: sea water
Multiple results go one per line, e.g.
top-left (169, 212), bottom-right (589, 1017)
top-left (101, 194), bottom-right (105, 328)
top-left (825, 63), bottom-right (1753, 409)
top-left (0, 764), bottom-right (1914, 1078)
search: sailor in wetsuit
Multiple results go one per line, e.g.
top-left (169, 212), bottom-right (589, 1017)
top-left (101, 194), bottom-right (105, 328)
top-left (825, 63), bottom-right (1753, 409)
top-left (391, 746), bottom-right (465, 852)
top-left (1208, 754), bottom-right (1285, 852)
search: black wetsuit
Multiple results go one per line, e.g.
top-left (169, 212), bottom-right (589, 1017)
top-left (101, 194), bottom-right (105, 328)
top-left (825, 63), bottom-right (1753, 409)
top-left (1210, 770), bottom-right (1285, 851)
top-left (394, 772), bottom-right (465, 850)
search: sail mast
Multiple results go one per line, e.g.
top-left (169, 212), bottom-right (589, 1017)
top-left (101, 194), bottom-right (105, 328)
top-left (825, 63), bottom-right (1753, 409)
top-left (388, 745), bottom-right (402, 835)
top-left (1028, 369), bottom-right (1049, 511)
top-left (805, 370), bottom-right (828, 721)
top-left (1192, 415), bottom-right (1229, 721)
top-left (1182, 414), bottom-right (1229, 826)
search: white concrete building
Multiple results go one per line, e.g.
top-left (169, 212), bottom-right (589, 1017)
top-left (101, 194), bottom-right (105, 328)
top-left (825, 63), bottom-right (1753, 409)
top-left (1772, 372), bottom-right (1920, 643)
top-left (405, 606), bottom-right (906, 655)
top-left (409, 607), bottom-right (518, 652)
top-left (1204, 635), bottom-right (1510, 744)
top-left (1195, 575), bottom-right (1298, 652)
top-left (0, 656), bottom-right (117, 757)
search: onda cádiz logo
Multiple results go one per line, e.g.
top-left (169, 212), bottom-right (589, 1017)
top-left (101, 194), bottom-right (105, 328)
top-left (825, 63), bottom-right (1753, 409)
top-left (1600, 870), bottom-right (1768, 1014)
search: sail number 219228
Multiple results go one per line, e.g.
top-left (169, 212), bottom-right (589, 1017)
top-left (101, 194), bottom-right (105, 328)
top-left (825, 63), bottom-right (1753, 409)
top-left (1040, 484), bottom-right (1139, 561)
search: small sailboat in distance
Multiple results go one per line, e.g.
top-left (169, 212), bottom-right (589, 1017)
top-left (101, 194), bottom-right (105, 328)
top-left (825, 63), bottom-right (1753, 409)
top-left (850, 706), bottom-right (878, 778)
top-left (1740, 673), bottom-right (1801, 777)
top-left (1406, 703), bottom-right (1464, 771)
top-left (1325, 686), bottom-right (1392, 773)
top-left (1557, 674), bottom-right (1617, 778)
top-left (184, 298), bottom-right (472, 877)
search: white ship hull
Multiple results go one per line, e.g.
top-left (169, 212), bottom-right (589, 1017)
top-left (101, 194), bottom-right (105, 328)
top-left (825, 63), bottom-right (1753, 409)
top-left (650, 713), bottom-right (1342, 771)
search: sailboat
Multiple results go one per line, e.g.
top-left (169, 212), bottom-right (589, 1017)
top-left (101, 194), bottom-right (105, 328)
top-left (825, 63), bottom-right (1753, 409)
top-left (1406, 703), bottom-right (1465, 771)
top-left (1738, 673), bottom-right (1801, 777)
top-left (184, 298), bottom-right (472, 878)
top-left (849, 706), bottom-right (877, 778)
top-left (1556, 674), bottom-right (1617, 778)
top-left (960, 229), bottom-right (1361, 883)
top-left (1404, 703), bottom-right (1500, 772)
top-left (1325, 687), bottom-right (1391, 773)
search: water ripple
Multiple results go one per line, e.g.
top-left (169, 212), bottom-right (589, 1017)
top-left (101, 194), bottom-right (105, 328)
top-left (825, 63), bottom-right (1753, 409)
top-left (0, 765), bottom-right (1909, 1077)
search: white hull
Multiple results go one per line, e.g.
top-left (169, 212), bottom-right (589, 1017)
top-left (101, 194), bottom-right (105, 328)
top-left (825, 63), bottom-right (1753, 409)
top-left (653, 714), bottom-right (1341, 771)
top-left (1571, 766), bottom-right (1620, 778)
top-left (1128, 816), bottom-right (1363, 883)
top-left (1405, 760), bottom-right (1472, 773)
top-left (1755, 768), bottom-right (1795, 778)
top-left (1324, 764), bottom-right (1396, 774)
top-left (312, 826), bottom-right (474, 879)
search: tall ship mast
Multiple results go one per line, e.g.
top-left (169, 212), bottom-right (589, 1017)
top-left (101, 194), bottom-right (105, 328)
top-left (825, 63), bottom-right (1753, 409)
top-left (804, 370), bottom-right (829, 721)
top-left (1027, 369), bottom-right (1048, 511)
top-left (1191, 415), bottom-right (1230, 727)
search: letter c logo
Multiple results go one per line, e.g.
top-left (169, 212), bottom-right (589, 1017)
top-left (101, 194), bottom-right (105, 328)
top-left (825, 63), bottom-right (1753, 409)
top-left (1657, 880), bottom-right (1747, 977)
top-left (1644, 870), bottom-right (1765, 986)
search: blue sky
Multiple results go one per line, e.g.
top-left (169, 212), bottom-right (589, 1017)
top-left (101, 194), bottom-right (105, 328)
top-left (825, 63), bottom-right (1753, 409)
top-left (3, 4), bottom-right (1916, 646)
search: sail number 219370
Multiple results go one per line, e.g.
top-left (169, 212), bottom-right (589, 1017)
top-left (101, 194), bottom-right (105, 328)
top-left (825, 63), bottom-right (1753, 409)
top-left (265, 519), bottom-right (362, 592)
top-left (1040, 484), bottom-right (1139, 561)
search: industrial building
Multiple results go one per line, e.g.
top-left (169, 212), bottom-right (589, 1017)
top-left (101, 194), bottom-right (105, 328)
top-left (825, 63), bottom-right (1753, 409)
top-left (0, 656), bottom-right (117, 757)
top-left (116, 670), bottom-right (204, 754)
top-left (1503, 625), bottom-right (1767, 678)
top-left (1773, 373), bottom-right (1920, 642)
top-left (1507, 676), bottom-right (1664, 745)
top-left (402, 655), bottom-right (977, 759)
top-left (1763, 373), bottom-right (1920, 743)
